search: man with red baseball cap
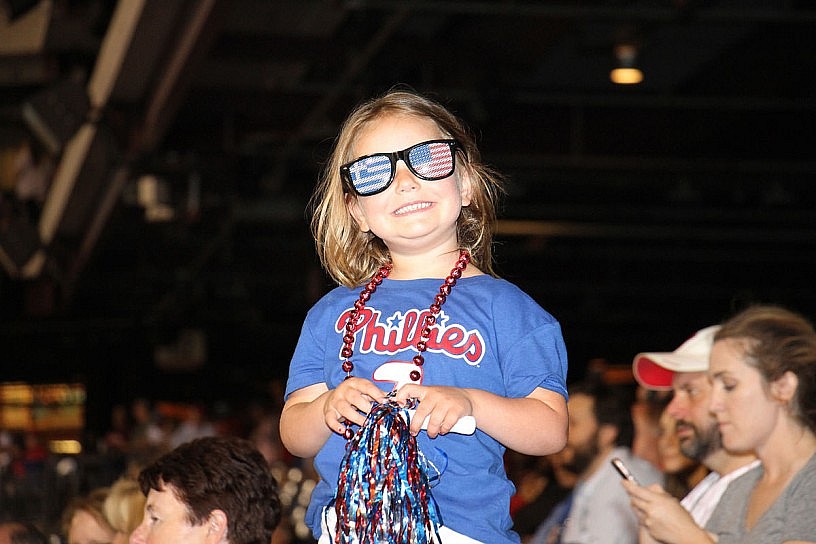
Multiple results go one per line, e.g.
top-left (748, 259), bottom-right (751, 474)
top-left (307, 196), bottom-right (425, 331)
top-left (624, 326), bottom-right (758, 543)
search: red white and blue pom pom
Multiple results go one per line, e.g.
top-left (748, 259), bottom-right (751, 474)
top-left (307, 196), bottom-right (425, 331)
top-left (333, 399), bottom-right (442, 543)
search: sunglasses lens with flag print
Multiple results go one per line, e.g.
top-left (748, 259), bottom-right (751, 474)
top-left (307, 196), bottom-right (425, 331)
top-left (341, 139), bottom-right (460, 196)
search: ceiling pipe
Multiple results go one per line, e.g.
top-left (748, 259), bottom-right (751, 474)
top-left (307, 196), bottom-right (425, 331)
top-left (343, 2), bottom-right (816, 24)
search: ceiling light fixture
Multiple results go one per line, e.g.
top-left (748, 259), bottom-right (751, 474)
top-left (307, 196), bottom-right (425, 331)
top-left (610, 43), bottom-right (643, 85)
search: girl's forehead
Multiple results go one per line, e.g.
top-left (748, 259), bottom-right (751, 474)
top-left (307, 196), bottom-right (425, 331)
top-left (354, 114), bottom-right (442, 147)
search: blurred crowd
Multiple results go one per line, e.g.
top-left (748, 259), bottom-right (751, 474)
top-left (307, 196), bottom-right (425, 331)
top-left (506, 374), bottom-right (690, 543)
top-left (3, 304), bottom-right (815, 543)
top-left (0, 372), bottom-right (692, 544)
top-left (0, 388), bottom-right (316, 544)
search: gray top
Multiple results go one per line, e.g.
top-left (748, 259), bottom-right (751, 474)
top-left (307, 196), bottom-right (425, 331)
top-left (707, 453), bottom-right (816, 543)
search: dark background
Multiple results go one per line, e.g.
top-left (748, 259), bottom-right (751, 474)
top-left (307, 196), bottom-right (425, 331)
top-left (2, 0), bottom-right (815, 434)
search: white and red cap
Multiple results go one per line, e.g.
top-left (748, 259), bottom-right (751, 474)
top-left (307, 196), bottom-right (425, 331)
top-left (632, 325), bottom-right (721, 391)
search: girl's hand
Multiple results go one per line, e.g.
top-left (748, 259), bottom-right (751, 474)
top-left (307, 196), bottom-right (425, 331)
top-left (323, 378), bottom-right (387, 435)
top-left (391, 384), bottom-right (473, 438)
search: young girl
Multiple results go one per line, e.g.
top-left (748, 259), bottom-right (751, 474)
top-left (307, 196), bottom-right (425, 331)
top-left (706, 305), bottom-right (816, 543)
top-left (280, 89), bottom-right (569, 543)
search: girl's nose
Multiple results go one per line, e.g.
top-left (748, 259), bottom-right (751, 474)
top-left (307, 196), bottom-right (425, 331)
top-left (392, 162), bottom-right (418, 192)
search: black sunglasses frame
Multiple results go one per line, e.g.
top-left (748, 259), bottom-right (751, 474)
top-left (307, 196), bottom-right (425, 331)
top-left (340, 139), bottom-right (461, 196)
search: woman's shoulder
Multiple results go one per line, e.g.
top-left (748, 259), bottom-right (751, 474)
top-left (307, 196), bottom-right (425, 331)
top-left (795, 451), bottom-right (816, 485)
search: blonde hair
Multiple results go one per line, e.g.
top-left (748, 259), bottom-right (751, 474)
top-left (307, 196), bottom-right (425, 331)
top-left (310, 89), bottom-right (505, 287)
top-left (104, 477), bottom-right (146, 534)
top-left (61, 487), bottom-right (114, 538)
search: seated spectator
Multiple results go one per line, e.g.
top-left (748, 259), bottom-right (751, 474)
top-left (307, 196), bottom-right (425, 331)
top-left (168, 404), bottom-right (216, 449)
top-left (61, 487), bottom-right (116, 544)
top-left (656, 408), bottom-right (709, 499)
top-left (0, 521), bottom-right (49, 544)
top-left (103, 477), bottom-right (146, 544)
top-left (510, 451), bottom-right (574, 542)
top-left (129, 436), bottom-right (281, 544)
top-left (625, 324), bottom-right (758, 544)
top-left (630, 386), bottom-right (671, 471)
top-left (129, 398), bottom-right (166, 460)
top-left (704, 305), bottom-right (816, 543)
top-left (530, 381), bottom-right (663, 544)
top-left (102, 403), bottom-right (132, 457)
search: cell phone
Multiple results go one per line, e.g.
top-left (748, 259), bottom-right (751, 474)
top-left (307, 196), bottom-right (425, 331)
top-left (611, 457), bottom-right (640, 484)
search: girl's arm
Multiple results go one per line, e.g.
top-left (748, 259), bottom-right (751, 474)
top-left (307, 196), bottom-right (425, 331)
top-left (280, 383), bottom-right (332, 458)
top-left (391, 385), bottom-right (568, 455)
top-left (280, 379), bottom-right (388, 457)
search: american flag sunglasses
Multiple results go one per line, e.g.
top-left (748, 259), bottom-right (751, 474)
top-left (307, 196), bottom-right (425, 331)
top-left (340, 139), bottom-right (461, 196)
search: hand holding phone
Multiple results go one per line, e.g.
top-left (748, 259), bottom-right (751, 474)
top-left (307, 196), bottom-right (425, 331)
top-left (611, 457), bottom-right (640, 484)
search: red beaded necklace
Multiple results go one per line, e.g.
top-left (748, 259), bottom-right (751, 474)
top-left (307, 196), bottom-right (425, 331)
top-left (339, 249), bottom-right (471, 437)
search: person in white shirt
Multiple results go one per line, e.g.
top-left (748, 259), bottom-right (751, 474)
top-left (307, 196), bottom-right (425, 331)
top-left (623, 325), bottom-right (758, 544)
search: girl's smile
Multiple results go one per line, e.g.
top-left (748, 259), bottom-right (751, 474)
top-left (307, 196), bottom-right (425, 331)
top-left (393, 201), bottom-right (433, 215)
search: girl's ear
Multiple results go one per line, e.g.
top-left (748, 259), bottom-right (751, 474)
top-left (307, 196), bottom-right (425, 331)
top-left (459, 169), bottom-right (473, 207)
top-left (347, 193), bottom-right (371, 232)
top-left (770, 370), bottom-right (799, 404)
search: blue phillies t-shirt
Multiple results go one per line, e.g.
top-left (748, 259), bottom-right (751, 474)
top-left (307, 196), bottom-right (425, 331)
top-left (284, 275), bottom-right (568, 543)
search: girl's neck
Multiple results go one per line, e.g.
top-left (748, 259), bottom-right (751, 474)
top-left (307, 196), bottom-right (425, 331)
top-left (388, 249), bottom-right (483, 280)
